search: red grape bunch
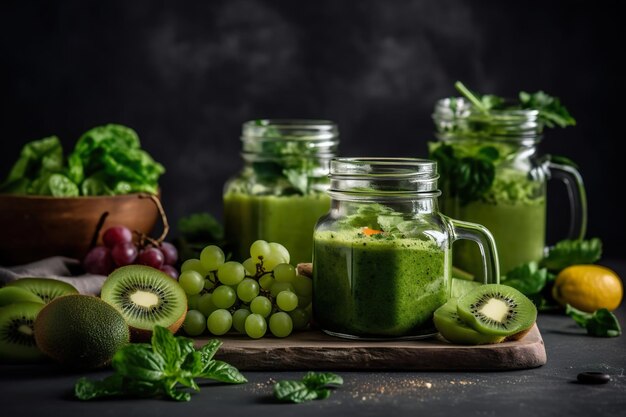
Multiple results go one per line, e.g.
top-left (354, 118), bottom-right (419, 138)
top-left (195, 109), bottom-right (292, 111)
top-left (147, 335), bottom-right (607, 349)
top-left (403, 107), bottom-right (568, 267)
top-left (83, 225), bottom-right (179, 278)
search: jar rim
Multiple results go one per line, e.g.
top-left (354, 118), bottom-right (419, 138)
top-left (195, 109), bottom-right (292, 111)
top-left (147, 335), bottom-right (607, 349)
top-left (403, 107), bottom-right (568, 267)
top-left (243, 119), bottom-right (338, 141)
top-left (432, 97), bottom-right (542, 141)
top-left (329, 157), bottom-right (440, 199)
top-left (331, 157), bottom-right (437, 178)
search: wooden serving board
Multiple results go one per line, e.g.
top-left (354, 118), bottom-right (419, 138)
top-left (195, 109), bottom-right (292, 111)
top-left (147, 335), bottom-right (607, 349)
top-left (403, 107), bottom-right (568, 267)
top-left (194, 324), bottom-right (546, 371)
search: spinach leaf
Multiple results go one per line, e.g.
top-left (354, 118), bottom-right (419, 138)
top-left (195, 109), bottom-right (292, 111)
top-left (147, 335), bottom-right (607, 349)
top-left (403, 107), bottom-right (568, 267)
top-left (274, 372), bottom-right (343, 404)
top-left (2, 124), bottom-right (165, 196)
top-left (566, 305), bottom-right (622, 337)
top-left (48, 174), bottom-right (80, 197)
top-left (0, 136), bottom-right (64, 192)
top-left (501, 262), bottom-right (550, 296)
top-left (430, 143), bottom-right (498, 205)
top-left (75, 325), bottom-right (246, 402)
top-left (519, 91), bottom-right (576, 128)
top-left (541, 238), bottom-right (602, 271)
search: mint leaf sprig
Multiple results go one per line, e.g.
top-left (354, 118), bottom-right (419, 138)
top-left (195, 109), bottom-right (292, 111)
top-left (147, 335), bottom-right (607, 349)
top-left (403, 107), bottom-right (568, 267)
top-left (541, 238), bottom-right (603, 271)
top-left (501, 238), bottom-right (602, 311)
top-left (501, 262), bottom-right (552, 296)
top-left (75, 326), bottom-right (246, 402)
top-left (274, 372), bottom-right (343, 403)
top-left (454, 81), bottom-right (576, 128)
top-left (566, 304), bottom-right (622, 338)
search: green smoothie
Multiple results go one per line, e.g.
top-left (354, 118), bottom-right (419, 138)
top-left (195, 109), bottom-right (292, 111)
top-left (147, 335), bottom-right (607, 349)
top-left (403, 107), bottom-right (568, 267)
top-left (224, 192), bottom-right (330, 265)
top-left (313, 230), bottom-right (449, 337)
top-left (453, 198), bottom-right (546, 277)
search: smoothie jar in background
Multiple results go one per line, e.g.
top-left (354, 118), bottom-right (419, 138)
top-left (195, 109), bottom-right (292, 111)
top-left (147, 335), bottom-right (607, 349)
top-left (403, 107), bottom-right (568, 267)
top-left (430, 98), bottom-right (587, 277)
top-left (224, 119), bottom-right (339, 265)
top-left (312, 158), bottom-right (500, 339)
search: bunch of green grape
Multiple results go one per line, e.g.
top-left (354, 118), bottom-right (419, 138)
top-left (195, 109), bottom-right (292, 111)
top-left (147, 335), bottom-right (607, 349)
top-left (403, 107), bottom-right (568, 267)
top-left (178, 240), bottom-right (312, 339)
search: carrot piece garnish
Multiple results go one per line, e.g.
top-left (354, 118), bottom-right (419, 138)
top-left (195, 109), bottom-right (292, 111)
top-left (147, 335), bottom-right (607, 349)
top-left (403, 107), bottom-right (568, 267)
top-left (362, 227), bottom-right (383, 236)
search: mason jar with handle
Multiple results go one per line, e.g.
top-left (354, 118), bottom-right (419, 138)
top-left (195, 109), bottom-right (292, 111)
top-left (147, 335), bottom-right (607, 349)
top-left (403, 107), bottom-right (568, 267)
top-left (312, 158), bottom-right (500, 339)
top-left (430, 98), bottom-right (587, 278)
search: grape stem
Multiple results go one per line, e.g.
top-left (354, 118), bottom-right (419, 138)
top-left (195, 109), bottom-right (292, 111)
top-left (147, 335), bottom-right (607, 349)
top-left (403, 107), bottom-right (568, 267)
top-left (135, 193), bottom-right (170, 248)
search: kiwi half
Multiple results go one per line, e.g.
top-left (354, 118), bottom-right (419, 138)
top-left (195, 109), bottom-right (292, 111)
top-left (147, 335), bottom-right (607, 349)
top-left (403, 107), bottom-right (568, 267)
top-left (434, 299), bottom-right (505, 345)
top-left (101, 265), bottom-right (187, 341)
top-left (0, 302), bottom-right (45, 361)
top-left (457, 284), bottom-right (537, 337)
top-left (7, 278), bottom-right (78, 303)
top-left (0, 287), bottom-right (44, 307)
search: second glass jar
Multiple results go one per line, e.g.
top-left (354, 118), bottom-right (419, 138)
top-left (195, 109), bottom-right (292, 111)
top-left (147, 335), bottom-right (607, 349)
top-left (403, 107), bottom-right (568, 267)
top-left (223, 119), bottom-right (339, 264)
top-left (430, 98), bottom-right (587, 277)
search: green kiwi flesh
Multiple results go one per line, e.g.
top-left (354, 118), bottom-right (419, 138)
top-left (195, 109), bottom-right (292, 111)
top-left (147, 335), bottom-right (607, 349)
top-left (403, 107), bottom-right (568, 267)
top-left (457, 284), bottom-right (537, 337)
top-left (7, 278), bottom-right (78, 303)
top-left (450, 278), bottom-right (481, 299)
top-left (434, 299), bottom-right (505, 345)
top-left (0, 287), bottom-right (44, 307)
top-left (34, 294), bottom-right (129, 369)
top-left (0, 302), bottom-right (45, 361)
top-left (100, 265), bottom-right (187, 340)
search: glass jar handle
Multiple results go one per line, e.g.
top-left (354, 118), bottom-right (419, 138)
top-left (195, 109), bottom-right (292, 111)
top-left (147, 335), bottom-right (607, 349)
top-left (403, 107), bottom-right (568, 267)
top-left (447, 218), bottom-right (500, 284)
top-left (545, 161), bottom-right (588, 240)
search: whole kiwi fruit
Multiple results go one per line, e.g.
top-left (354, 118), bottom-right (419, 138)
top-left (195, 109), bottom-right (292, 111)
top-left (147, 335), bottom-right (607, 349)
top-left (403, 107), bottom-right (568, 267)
top-left (34, 294), bottom-right (129, 369)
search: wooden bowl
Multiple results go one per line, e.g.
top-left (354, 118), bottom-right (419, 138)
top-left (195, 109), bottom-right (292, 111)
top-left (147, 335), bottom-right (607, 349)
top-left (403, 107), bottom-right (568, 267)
top-left (0, 194), bottom-right (160, 266)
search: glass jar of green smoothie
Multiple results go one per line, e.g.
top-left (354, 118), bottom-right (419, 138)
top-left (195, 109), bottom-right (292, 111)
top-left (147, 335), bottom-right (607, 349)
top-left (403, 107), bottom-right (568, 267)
top-left (430, 97), bottom-right (587, 277)
top-left (312, 158), bottom-right (500, 339)
top-left (224, 119), bottom-right (339, 265)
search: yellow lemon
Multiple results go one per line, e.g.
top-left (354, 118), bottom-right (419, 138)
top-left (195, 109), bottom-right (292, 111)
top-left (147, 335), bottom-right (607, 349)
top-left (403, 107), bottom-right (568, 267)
top-left (552, 265), bottom-right (623, 312)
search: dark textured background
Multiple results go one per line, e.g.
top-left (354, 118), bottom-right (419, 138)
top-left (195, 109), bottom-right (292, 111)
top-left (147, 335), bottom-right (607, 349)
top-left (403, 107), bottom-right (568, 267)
top-left (1, 0), bottom-right (623, 255)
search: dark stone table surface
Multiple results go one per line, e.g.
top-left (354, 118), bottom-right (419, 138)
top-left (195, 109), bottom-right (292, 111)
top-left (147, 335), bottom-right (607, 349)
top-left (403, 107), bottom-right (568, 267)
top-left (2, 260), bottom-right (624, 417)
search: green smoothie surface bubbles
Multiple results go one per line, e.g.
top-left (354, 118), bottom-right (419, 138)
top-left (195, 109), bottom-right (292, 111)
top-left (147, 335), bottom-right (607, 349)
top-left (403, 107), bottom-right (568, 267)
top-left (313, 158), bottom-right (500, 339)
top-left (430, 82), bottom-right (587, 277)
top-left (224, 120), bottom-right (338, 264)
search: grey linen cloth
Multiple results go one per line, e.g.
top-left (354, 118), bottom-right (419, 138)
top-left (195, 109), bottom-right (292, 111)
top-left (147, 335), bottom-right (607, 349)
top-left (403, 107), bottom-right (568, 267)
top-left (0, 256), bottom-right (106, 295)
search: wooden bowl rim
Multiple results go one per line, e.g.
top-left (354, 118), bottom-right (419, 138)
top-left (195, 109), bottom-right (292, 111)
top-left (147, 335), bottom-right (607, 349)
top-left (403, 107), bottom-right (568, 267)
top-left (0, 192), bottom-right (158, 202)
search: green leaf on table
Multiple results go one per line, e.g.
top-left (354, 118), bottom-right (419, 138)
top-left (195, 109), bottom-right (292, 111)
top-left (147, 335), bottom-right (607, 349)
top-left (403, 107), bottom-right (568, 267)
top-left (501, 262), bottom-right (550, 296)
top-left (75, 326), bottom-right (246, 402)
top-left (151, 326), bottom-right (194, 371)
top-left (112, 344), bottom-right (166, 382)
top-left (301, 371), bottom-right (344, 388)
top-left (197, 339), bottom-right (222, 365)
top-left (199, 360), bottom-right (248, 384)
top-left (566, 304), bottom-right (622, 337)
top-left (542, 238), bottom-right (603, 271)
top-left (274, 372), bottom-right (343, 404)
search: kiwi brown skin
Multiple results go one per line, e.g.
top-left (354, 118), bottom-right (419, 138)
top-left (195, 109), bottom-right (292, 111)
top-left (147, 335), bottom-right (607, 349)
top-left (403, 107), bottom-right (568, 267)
top-left (504, 323), bottom-right (535, 342)
top-left (34, 294), bottom-right (130, 369)
top-left (129, 311), bottom-right (187, 342)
